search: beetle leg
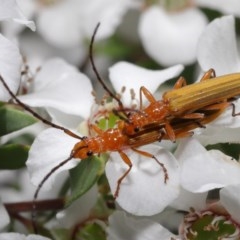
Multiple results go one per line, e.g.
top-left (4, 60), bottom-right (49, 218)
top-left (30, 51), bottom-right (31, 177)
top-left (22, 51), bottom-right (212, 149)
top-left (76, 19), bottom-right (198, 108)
top-left (173, 76), bottom-right (187, 89)
top-left (139, 86), bottom-right (157, 110)
top-left (132, 148), bottom-right (169, 184)
top-left (200, 68), bottom-right (216, 81)
top-left (114, 150), bottom-right (133, 198)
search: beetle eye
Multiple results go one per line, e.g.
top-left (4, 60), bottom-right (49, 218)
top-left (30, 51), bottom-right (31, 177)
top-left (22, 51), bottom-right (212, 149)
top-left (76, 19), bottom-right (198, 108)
top-left (87, 151), bottom-right (93, 156)
top-left (134, 127), bottom-right (140, 132)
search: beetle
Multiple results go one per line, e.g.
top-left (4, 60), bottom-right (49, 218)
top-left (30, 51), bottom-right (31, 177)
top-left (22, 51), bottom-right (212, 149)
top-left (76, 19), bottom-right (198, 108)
top-left (90, 24), bottom-right (240, 142)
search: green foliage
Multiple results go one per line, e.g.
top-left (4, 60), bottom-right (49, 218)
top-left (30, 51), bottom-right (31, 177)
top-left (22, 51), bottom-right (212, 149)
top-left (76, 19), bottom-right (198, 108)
top-left (66, 156), bottom-right (101, 207)
top-left (0, 144), bottom-right (29, 169)
top-left (49, 229), bottom-right (70, 240)
top-left (0, 103), bottom-right (37, 136)
top-left (76, 222), bottom-right (106, 240)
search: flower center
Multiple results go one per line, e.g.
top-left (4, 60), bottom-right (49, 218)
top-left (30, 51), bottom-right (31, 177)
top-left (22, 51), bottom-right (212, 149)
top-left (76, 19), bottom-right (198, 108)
top-left (182, 209), bottom-right (240, 240)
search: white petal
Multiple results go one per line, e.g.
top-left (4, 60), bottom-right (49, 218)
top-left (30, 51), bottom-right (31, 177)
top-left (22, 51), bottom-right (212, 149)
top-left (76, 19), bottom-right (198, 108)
top-left (107, 211), bottom-right (178, 240)
top-left (46, 107), bottom-right (85, 130)
top-left (139, 6), bottom-right (208, 66)
top-left (171, 188), bottom-right (208, 211)
top-left (0, 199), bottom-right (10, 230)
top-left (56, 185), bottom-right (98, 228)
top-left (197, 16), bottom-right (240, 74)
top-left (220, 184), bottom-right (240, 223)
top-left (19, 31), bottom-right (87, 70)
top-left (0, 0), bottom-right (35, 30)
top-left (208, 99), bottom-right (240, 128)
top-left (109, 61), bottom-right (183, 106)
top-left (26, 235), bottom-right (51, 240)
top-left (26, 128), bottom-right (79, 190)
top-left (81, 0), bottom-right (137, 40)
top-left (37, 0), bottom-right (83, 47)
top-left (0, 34), bottom-right (21, 101)
top-left (196, 125), bottom-right (240, 146)
top-left (106, 144), bottom-right (180, 216)
top-left (19, 58), bottom-right (93, 119)
top-left (175, 138), bottom-right (240, 192)
top-left (0, 233), bottom-right (51, 240)
top-left (196, 0), bottom-right (240, 17)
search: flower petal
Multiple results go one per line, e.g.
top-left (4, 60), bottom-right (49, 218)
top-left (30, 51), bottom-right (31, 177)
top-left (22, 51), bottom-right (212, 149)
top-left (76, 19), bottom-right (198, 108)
top-left (207, 99), bottom-right (240, 128)
top-left (196, 0), bottom-right (240, 17)
top-left (109, 61), bottom-right (183, 106)
top-left (220, 184), bottom-right (240, 223)
top-left (196, 125), bottom-right (240, 146)
top-left (19, 31), bottom-right (87, 70)
top-left (0, 233), bottom-right (51, 240)
top-left (171, 188), bottom-right (208, 211)
top-left (0, 0), bottom-right (35, 30)
top-left (56, 185), bottom-right (98, 228)
top-left (80, 0), bottom-right (138, 40)
top-left (26, 128), bottom-right (79, 190)
top-left (26, 235), bottom-right (51, 240)
top-left (106, 144), bottom-right (180, 216)
top-left (37, 0), bottom-right (83, 47)
top-left (0, 34), bottom-right (21, 101)
top-left (107, 211), bottom-right (178, 240)
top-left (175, 138), bottom-right (240, 192)
top-left (139, 6), bottom-right (208, 66)
top-left (19, 58), bottom-right (93, 119)
top-left (197, 16), bottom-right (240, 74)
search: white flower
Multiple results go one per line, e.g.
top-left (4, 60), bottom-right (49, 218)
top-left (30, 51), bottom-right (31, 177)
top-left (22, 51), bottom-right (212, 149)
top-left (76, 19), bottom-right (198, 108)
top-left (18, 58), bottom-right (94, 127)
top-left (220, 184), bottom-right (240, 223)
top-left (0, 0), bottom-right (35, 101)
top-left (194, 15), bottom-right (240, 145)
top-left (106, 145), bottom-right (180, 216)
top-left (18, 31), bottom-right (86, 69)
top-left (107, 210), bottom-right (179, 240)
top-left (175, 138), bottom-right (240, 193)
top-left (139, 6), bottom-right (208, 66)
top-left (197, 16), bottom-right (240, 75)
top-left (0, 0), bottom-right (35, 31)
top-left (107, 184), bottom-right (240, 240)
top-left (26, 128), bottom-right (79, 191)
top-left (195, 0), bottom-right (240, 17)
top-left (0, 233), bottom-right (51, 240)
top-left (55, 185), bottom-right (98, 228)
top-left (0, 34), bottom-right (22, 101)
top-left (17, 0), bottom-right (138, 48)
top-left (26, 62), bottom-right (184, 216)
top-left (109, 61), bottom-right (184, 106)
top-left (173, 185), bottom-right (240, 239)
top-left (137, 1), bottom-right (240, 66)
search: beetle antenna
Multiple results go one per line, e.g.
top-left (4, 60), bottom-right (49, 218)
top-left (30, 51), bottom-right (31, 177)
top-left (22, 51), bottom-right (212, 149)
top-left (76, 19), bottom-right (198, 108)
top-left (89, 23), bottom-right (124, 110)
top-left (0, 75), bottom-right (83, 140)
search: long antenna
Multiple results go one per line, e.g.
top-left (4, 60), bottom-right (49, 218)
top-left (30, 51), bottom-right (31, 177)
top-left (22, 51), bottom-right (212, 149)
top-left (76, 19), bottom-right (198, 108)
top-left (0, 75), bottom-right (83, 140)
top-left (89, 23), bottom-right (124, 110)
top-left (31, 153), bottom-right (74, 233)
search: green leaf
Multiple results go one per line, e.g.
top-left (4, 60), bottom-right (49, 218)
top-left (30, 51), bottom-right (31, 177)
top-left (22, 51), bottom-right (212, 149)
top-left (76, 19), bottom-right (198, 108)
top-left (0, 104), bottom-right (37, 136)
top-left (65, 156), bottom-right (101, 207)
top-left (6, 133), bottom-right (36, 145)
top-left (76, 222), bottom-right (106, 240)
top-left (98, 35), bottom-right (135, 59)
top-left (50, 228), bottom-right (70, 240)
top-left (0, 144), bottom-right (29, 169)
